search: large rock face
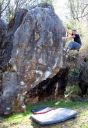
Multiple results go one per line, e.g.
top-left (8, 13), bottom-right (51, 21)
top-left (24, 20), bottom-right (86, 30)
top-left (0, 19), bottom-right (7, 68)
top-left (77, 59), bottom-right (88, 96)
top-left (11, 4), bottom-right (65, 86)
top-left (0, 19), bottom-right (6, 44)
top-left (0, 4), bottom-right (65, 115)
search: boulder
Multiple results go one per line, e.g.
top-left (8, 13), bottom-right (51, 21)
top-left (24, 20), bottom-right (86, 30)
top-left (0, 3), bottom-right (65, 115)
top-left (0, 9), bottom-right (28, 69)
top-left (28, 67), bottom-right (69, 101)
top-left (78, 59), bottom-right (88, 96)
top-left (0, 19), bottom-right (7, 68)
top-left (11, 3), bottom-right (65, 86)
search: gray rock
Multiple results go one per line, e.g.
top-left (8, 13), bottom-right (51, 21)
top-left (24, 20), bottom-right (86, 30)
top-left (0, 4), bottom-right (65, 115)
top-left (0, 72), bottom-right (18, 115)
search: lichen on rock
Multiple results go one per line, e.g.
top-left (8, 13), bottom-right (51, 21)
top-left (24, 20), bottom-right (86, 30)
top-left (0, 3), bottom-right (66, 115)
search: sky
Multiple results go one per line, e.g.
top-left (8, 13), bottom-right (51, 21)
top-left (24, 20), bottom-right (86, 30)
top-left (10, 0), bottom-right (69, 22)
top-left (10, 0), bottom-right (69, 20)
top-left (53, 0), bottom-right (69, 22)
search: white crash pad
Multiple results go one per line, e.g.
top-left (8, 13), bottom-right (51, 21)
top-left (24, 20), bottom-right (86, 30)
top-left (30, 108), bottom-right (77, 125)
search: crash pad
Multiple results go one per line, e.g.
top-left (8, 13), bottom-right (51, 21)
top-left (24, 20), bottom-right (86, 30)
top-left (30, 108), bottom-right (77, 125)
top-left (31, 106), bottom-right (55, 114)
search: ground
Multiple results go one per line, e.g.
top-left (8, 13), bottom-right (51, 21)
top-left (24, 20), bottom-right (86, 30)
top-left (0, 99), bottom-right (88, 128)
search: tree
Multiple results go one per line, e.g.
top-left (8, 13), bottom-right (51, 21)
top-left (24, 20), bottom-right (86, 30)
top-left (41, 0), bottom-right (52, 4)
top-left (0, 0), bottom-right (53, 22)
top-left (0, 0), bottom-right (10, 18)
top-left (67, 0), bottom-right (88, 21)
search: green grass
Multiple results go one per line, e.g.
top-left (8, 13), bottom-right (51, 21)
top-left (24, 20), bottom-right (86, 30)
top-left (1, 99), bottom-right (88, 128)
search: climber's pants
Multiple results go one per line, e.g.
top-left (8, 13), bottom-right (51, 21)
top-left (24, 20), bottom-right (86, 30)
top-left (67, 41), bottom-right (81, 50)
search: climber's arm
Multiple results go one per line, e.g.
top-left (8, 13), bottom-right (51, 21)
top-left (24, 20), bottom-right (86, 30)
top-left (62, 35), bottom-right (73, 40)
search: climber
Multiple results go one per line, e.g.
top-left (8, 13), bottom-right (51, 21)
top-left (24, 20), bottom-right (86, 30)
top-left (63, 29), bottom-right (82, 53)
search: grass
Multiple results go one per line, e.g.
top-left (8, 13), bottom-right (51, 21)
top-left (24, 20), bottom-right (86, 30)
top-left (0, 99), bottom-right (88, 128)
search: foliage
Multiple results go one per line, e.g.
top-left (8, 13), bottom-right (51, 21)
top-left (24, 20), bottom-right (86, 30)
top-left (68, 68), bottom-right (80, 82)
top-left (66, 0), bottom-right (88, 51)
top-left (65, 85), bottom-right (81, 96)
top-left (66, 20), bottom-right (82, 34)
top-left (41, 0), bottom-right (52, 4)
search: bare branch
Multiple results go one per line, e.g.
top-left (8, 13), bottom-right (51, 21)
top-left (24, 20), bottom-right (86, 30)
top-left (67, 0), bottom-right (88, 21)
top-left (1, 0), bottom-right (10, 14)
top-left (81, 4), bottom-right (88, 16)
top-left (76, 12), bottom-right (88, 19)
